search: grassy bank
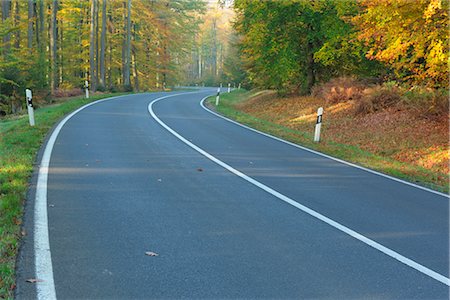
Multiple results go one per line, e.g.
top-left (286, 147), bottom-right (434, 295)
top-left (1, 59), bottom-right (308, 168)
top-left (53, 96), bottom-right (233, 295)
top-left (206, 90), bottom-right (448, 194)
top-left (0, 92), bottom-right (130, 298)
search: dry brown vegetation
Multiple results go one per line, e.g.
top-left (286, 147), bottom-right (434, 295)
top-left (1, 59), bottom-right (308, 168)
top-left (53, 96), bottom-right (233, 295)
top-left (236, 82), bottom-right (449, 183)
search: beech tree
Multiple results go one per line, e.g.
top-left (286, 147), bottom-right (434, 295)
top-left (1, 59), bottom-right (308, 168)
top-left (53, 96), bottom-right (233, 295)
top-left (0, 0), bottom-right (205, 115)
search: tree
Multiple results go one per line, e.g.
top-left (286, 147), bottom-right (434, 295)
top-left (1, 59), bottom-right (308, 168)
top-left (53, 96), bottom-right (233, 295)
top-left (50, 0), bottom-right (58, 93)
top-left (89, 0), bottom-right (98, 91)
top-left (99, 0), bottom-right (106, 89)
top-left (123, 0), bottom-right (131, 89)
top-left (354, 0), bottom-right (449, 87)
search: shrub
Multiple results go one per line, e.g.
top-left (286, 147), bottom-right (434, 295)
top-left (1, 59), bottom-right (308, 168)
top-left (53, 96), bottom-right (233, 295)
top-left (96, 84), bottom-right (106, 92)
top-left (312, 77), bottom-right (366, 104)
top-left (52, 88), bottom-right (83, 98)
top-left (354, 85), bottom-right (402, 115)
top-left (401, 87), bottom-right (449, 118)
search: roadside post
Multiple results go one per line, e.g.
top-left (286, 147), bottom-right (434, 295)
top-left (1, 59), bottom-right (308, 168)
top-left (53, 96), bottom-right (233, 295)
top-left (233, 83), bottom-right (236, 89)
top-left (227, 83), bottom-right (231, 93)
top-left (314, 107), bottom-right (323, 142)
top-left (215, 87), bottom-right (220, 106)
top-left (220, 83), bottom-right (223, 88)
top-left (25, 89), bottom-right (35, 126)
top-left (238, 83), bottom-right (241, 90)
top-left (85, 80), bottom-right (89, 99)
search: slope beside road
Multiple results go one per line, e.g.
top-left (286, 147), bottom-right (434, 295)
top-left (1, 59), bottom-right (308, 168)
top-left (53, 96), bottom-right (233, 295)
top-left (17, 90), bottom-right (449, 299)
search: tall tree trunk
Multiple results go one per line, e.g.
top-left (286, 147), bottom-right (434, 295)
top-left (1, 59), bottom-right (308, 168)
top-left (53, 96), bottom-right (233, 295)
top-left (305, 40), bottom-right (315, 94)
top-left (36, 0), bottom-right (44, 51)
top-left (27, 0), bottom-right (34, 50)
top-left (123, 0), bottom-right (131, 89)
top-left (107, 4), bottom-right (113, 88)
top-left (132, 49), bottom-right (139, 92)
top-left (50, 0), bottom-right (58, 94)
top-left (58, 17), bottom-right (63, 85)
top-left (211, 18), bottom-right (217, 78)
top-left (13, 0), bottom-right (20, 49)
top-left (99, 0), bottom-right (106, 88)
top-left (95, 0), bottom-right (99, 84)
top-left (89, 0), bottom-right (97, 92)
top-left (2, 0), bottom-right (11, 53)
top-left (198, 47), bottom-right (202, 79)
top-left (131, 22), bottom-right (139, 91)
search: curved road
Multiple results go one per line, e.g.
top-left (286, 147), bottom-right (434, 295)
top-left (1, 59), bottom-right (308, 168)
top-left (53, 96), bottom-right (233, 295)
top-left (17, 90), bottom-right (449, 299)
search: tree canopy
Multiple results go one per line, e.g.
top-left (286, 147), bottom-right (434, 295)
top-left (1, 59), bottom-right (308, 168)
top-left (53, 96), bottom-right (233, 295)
top-left (232, 0), bottom-right (449, 93)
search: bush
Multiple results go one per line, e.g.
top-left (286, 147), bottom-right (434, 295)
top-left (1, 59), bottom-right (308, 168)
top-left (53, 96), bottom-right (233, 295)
top-left (354, 85), bottom-right (402, 115)
top-left (312, 77), bottom-right (367, 104)
top-left (402, 87), bottom-right (449, 118)
top-left (52, 88), bottom-right (83, 98)
top-left (96, 84), bottom-right (106, 92)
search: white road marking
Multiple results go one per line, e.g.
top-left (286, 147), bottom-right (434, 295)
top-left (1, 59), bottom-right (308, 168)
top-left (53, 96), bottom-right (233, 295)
top-left (148, 94), bottom-right (450, 287)
top-left (200, 98), bottom-right (449, 199)
top-left (34, 94), bottom-right (150, 300)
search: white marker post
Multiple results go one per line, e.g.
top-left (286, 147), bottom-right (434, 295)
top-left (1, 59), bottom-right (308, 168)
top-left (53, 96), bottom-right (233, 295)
top-left (220, 83), bottom-right (223, 88)
top-left (238, 83), bottom-right (241, 90)
top-left (215, 87), bottom-right (220, 106)
top-left (314, 107), bottom-right (323, 142)
top-left (85, 80), bottom-right (89, 99)
top-left (227, 83), bottom-right (231, 93)
top-left (26, 89), bottom-right (35, 126)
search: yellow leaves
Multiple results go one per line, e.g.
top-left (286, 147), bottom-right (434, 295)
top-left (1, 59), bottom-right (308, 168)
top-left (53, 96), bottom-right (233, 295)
top-left (424, 0), bottom-right (442, 19)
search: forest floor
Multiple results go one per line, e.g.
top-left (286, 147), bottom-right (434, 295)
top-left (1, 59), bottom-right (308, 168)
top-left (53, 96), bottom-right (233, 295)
top-left (207, 89), bottom-right (449, 193)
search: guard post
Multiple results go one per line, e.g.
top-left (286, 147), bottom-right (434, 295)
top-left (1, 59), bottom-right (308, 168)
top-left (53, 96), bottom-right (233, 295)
top-left (26, 89), bottom-right (35, 126)
top-left (85, 80), bottom-right (89, 99)
top-left (215, 87), bottom-right (220, 106)
top-left (314, 107), bottom-right (323, 142)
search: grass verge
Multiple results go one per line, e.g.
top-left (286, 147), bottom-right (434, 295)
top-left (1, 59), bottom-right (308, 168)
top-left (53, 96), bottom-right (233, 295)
top-left (206, 90), bottom-right (448, 194)
top-left (0, 92), bottom-right (130, 299)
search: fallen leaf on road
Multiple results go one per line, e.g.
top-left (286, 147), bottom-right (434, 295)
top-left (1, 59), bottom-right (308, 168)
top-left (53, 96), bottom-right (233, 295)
top-left (21, 230), bottom-right (26, 237)
top-left (157, 179), bottom-right (162, 182)
top-left (49, 204), bottom-right (55, 207)
top-left (145, 251), bottom-right (159, 257)
top-left (26, 279), bottom-right (43, 283)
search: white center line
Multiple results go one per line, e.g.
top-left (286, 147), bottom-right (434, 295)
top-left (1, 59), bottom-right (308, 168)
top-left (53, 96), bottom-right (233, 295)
top-left (148, 93), bottom-right (450, 287)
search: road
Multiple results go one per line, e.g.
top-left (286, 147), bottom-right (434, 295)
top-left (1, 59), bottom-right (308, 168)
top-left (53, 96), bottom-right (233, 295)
top-left (17, 89), bottom-right (449, 299)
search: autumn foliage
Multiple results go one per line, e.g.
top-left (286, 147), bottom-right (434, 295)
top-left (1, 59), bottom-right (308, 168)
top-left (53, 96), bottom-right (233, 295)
top-left (232, 0), bottom-right (449, 92)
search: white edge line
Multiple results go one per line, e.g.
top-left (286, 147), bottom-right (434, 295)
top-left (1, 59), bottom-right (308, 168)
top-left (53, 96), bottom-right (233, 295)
top-left (33, 93), bottom-right (163, 300)
top-left (148, 94), bottom-right (450, 287)
top-left (199, 97), bottom-right (449, 199)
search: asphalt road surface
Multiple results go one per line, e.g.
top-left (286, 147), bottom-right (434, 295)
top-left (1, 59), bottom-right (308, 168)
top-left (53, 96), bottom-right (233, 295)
top-left (17, 89), bottom-right (449, 299)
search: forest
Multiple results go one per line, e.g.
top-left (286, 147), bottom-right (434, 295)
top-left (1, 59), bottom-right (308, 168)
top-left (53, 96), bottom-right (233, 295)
top-left (0, 0), bottom-right (237, 115)
top-left (232, 0), bottom-right (448, 93)
top-left (0, 0), bottom-right (448, 114)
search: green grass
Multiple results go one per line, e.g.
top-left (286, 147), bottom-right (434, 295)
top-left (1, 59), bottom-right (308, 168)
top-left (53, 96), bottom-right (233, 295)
top-left (207, 90), bottom-right (448, 194)
top-left (0, 92), bottom-right (130, 299)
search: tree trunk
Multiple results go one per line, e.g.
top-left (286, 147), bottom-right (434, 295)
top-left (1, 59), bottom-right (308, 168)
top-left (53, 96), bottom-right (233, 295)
top-left (95, 0), bottom-right (99, 84)
top-left (50, 0), bottom-right (58, 94)
top-left (89, 0), bottom-right (97, 92)
top-left (99, 0), bottom-right (106, 88)
top-left (107, 4), bottom-right (113, 88)
top-left (131, 22), bottom-right (139, 91)
top-left (123, 0), bottom-right (131, 89)
top-left (27, 0), bottom-right (34, 49)
top-left (2, 0), bottom-right (11, 53)
top-left (36, 0), bottom-right (44, 51)
top-left (13, 0), bottom-right (20, 49)
top-left (305, 40), bottom-right (315, 94)
top-left (212, 18), bottom-right (217, 78)
top-left (132, 48), bottom-right (139, 92)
